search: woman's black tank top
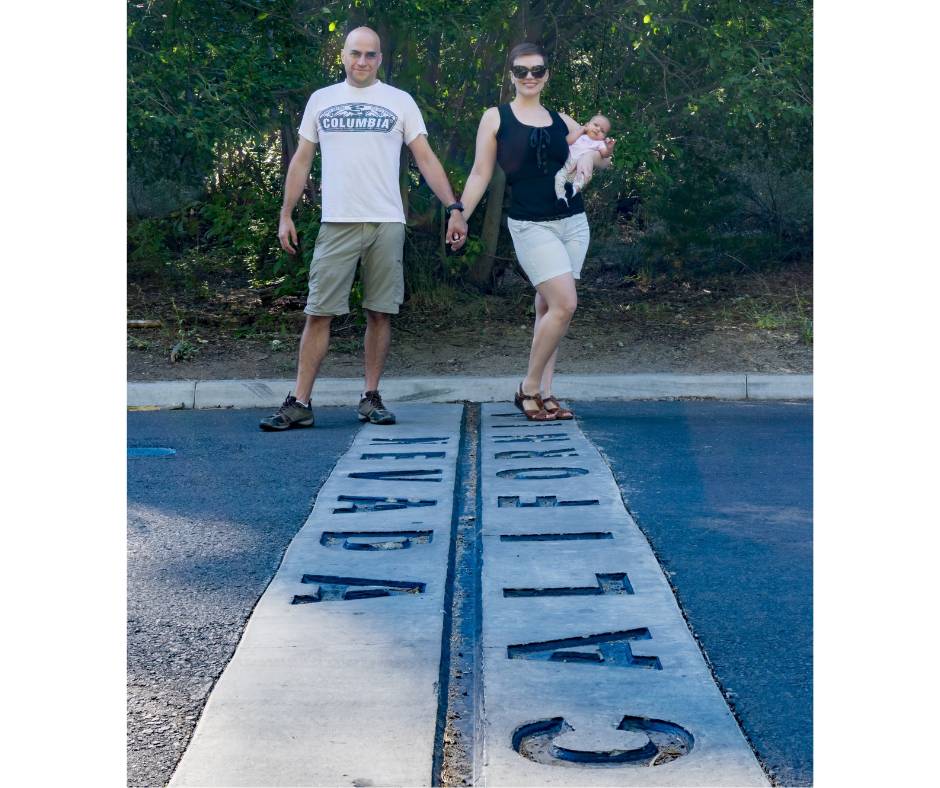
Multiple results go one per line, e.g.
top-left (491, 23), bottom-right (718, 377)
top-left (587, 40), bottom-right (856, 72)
top-left (495, 103), bottom-right (585, 221)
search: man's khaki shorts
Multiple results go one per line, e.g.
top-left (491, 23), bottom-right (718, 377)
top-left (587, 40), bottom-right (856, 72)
top-left (304, 222), bottom-right (406, 316)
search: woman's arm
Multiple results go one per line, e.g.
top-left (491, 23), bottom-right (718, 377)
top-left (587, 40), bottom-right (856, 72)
top-left (558, 111), bottom-right (582, 137)
top-left (565, 124), bottom-right (585, 145)
top-left (459, 107), bottom-right (501, 220)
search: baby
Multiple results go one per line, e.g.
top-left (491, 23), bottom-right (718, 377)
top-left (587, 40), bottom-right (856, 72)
top-left (554, 114), bottom-right (613, 205)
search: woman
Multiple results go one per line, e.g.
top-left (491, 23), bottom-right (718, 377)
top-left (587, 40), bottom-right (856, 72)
top-left (449, 43), bottom-right (614, 420)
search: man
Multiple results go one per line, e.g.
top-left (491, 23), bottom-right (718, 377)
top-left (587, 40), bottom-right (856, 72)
top-left (260, 27), bottom-right (467, 431)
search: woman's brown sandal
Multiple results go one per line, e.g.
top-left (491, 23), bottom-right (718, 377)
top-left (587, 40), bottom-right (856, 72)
top-left (514, 384), bottom-right (556, 421)
top-left (541, 395), bottom-right (574, 420)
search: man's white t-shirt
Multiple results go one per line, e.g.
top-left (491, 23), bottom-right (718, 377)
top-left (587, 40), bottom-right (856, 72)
top-left (298, 80), bottom-right (427, 223)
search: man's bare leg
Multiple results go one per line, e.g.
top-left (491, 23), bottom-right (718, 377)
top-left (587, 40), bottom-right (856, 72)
top-left (293, 314), bottom-right (333, 403)
top-left (363, 309), bottom-right (392, 392)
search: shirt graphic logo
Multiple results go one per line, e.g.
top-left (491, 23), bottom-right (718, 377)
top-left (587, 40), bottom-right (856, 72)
top-left (319, 103), bottom-right (399, 133)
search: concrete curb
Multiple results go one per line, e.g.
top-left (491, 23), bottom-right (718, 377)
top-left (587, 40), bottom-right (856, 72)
top-left (746, 373), bottom-right (813, 400)
top-left (128, 380), bottom-right (196, 409)
top-left (128, 374), bottom-right (811, 409)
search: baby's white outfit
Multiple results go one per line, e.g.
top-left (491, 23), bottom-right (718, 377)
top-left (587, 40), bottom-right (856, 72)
top-left (554, 135), bottom-right (608, 203)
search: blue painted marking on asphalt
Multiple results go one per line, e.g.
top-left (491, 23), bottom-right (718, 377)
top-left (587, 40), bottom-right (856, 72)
top-left (128, 447), bottom-right (177, 458)
top-left (575, 400), bottom-right (812, 786)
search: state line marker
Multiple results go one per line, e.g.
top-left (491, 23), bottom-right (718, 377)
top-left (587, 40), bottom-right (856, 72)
top-left (477, 403), bottom-right (769, 786)
top-left (170, 405), bottom-right (463, 787)
top-left (168, 402), bottom-right (769, 786)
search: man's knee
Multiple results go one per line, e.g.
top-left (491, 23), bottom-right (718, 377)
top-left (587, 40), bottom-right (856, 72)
top-left (301, 314), bottom-right (333, 341)
top-left (364, 309), bottom-right (392, 325)
top-left (304, 314), bottom-right (333, 329)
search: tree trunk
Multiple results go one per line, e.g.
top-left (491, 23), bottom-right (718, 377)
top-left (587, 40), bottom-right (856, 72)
top-left (525, 0), bottom-right (546, 45)
top-left (466, 165), bottom-right (507, 290)
top-left (423, 30), bottom-right (441, 102)
top-left (442, 31), bottom-right (498, 168)
top-left (280, 116), bottom-right (297, 179)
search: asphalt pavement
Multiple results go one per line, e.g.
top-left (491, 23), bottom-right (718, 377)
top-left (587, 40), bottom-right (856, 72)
top-left (128, 400), bottom-right (812, 787)
top-left (127, 406), bottom-right (361, 788)
top-left (576, 400), bottom-right (813, 786)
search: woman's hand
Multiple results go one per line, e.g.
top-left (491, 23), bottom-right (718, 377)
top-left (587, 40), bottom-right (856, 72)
top-left (446, 211), bottom-right (468, 251)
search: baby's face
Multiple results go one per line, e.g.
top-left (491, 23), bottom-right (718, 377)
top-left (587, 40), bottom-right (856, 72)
top-left (585, 116), bottom-right (611, 140)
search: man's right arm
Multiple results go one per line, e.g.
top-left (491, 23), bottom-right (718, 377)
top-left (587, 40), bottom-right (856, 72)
top-left (278, 137), bottom-right (318, 254)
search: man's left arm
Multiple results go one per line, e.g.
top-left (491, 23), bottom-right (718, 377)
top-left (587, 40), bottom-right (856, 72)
top-left (407, 134), bottom-right (468, 244)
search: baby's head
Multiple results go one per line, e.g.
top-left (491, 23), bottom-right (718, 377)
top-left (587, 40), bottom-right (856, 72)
top-left (585, 114), bottom-right (611, 140)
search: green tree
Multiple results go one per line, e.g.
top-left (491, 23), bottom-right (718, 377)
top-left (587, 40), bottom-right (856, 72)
top-left (128, 0), bottom-right (812, 291)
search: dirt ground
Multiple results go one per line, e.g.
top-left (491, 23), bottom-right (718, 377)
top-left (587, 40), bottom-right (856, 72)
top-left (127, 265), bottom-right (812, 382)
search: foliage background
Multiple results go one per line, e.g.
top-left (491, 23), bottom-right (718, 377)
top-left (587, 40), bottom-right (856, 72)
top-left (128, 0), bottom-right (812, 296)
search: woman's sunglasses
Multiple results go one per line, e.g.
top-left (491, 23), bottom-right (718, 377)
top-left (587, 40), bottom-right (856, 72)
top-left (510, 65), bottom-right (548, 79)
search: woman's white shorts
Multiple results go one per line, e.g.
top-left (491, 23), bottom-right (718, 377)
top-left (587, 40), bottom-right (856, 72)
top-left (507, 213), bottom-right (590, 287)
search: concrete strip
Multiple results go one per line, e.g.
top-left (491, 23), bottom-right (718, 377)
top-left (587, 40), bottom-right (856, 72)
top-left (746, 374), bottom-right (813, 400)
top-left (127, 380), bottom-right (195, 409)
top-left (169, 404), bottom-right (464, 787)
top-left (133, 373), bottom-right (805, 410)
top-left (477, 404), bottom-right (769, 786)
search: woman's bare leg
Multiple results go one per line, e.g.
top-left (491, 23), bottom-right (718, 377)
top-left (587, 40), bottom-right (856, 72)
top-left (522, 273), bottom-right (577, 396)
top-left (533, 291), bottom-right (560, 396)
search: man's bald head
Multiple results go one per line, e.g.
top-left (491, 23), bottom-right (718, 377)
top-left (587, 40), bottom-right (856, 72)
top-left (341, 26), bottom-right (382, 87)
top-left (344, 27), bottom-right (381, 53)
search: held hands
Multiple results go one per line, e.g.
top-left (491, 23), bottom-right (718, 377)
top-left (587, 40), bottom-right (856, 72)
top-left (446, 210), bottom-right (469, 252)
top-left (278, 214), bottom-right (298, 254)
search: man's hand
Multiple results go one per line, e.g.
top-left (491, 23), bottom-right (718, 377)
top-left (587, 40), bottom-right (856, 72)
top-left (446, 210), bottom-right (468, 252)
top-left (278, 214), bottom-right (299, 254)
top-left (278, 138), bottom-right (316, 253)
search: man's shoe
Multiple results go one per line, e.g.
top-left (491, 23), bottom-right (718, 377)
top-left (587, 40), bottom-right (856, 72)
top-left (259, 394), bottom-right (314, 431)
top-left (358, 390), bottom-right (396, 424)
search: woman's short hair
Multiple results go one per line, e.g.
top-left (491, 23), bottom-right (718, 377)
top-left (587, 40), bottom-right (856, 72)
top-left (508, 42), bottom-right (548, 67)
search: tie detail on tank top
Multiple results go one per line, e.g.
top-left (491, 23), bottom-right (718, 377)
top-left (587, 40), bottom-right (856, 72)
top-left (528, 126), bottom-right (552, 173)
top-left (495, 103), bottom-right (585, 222)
